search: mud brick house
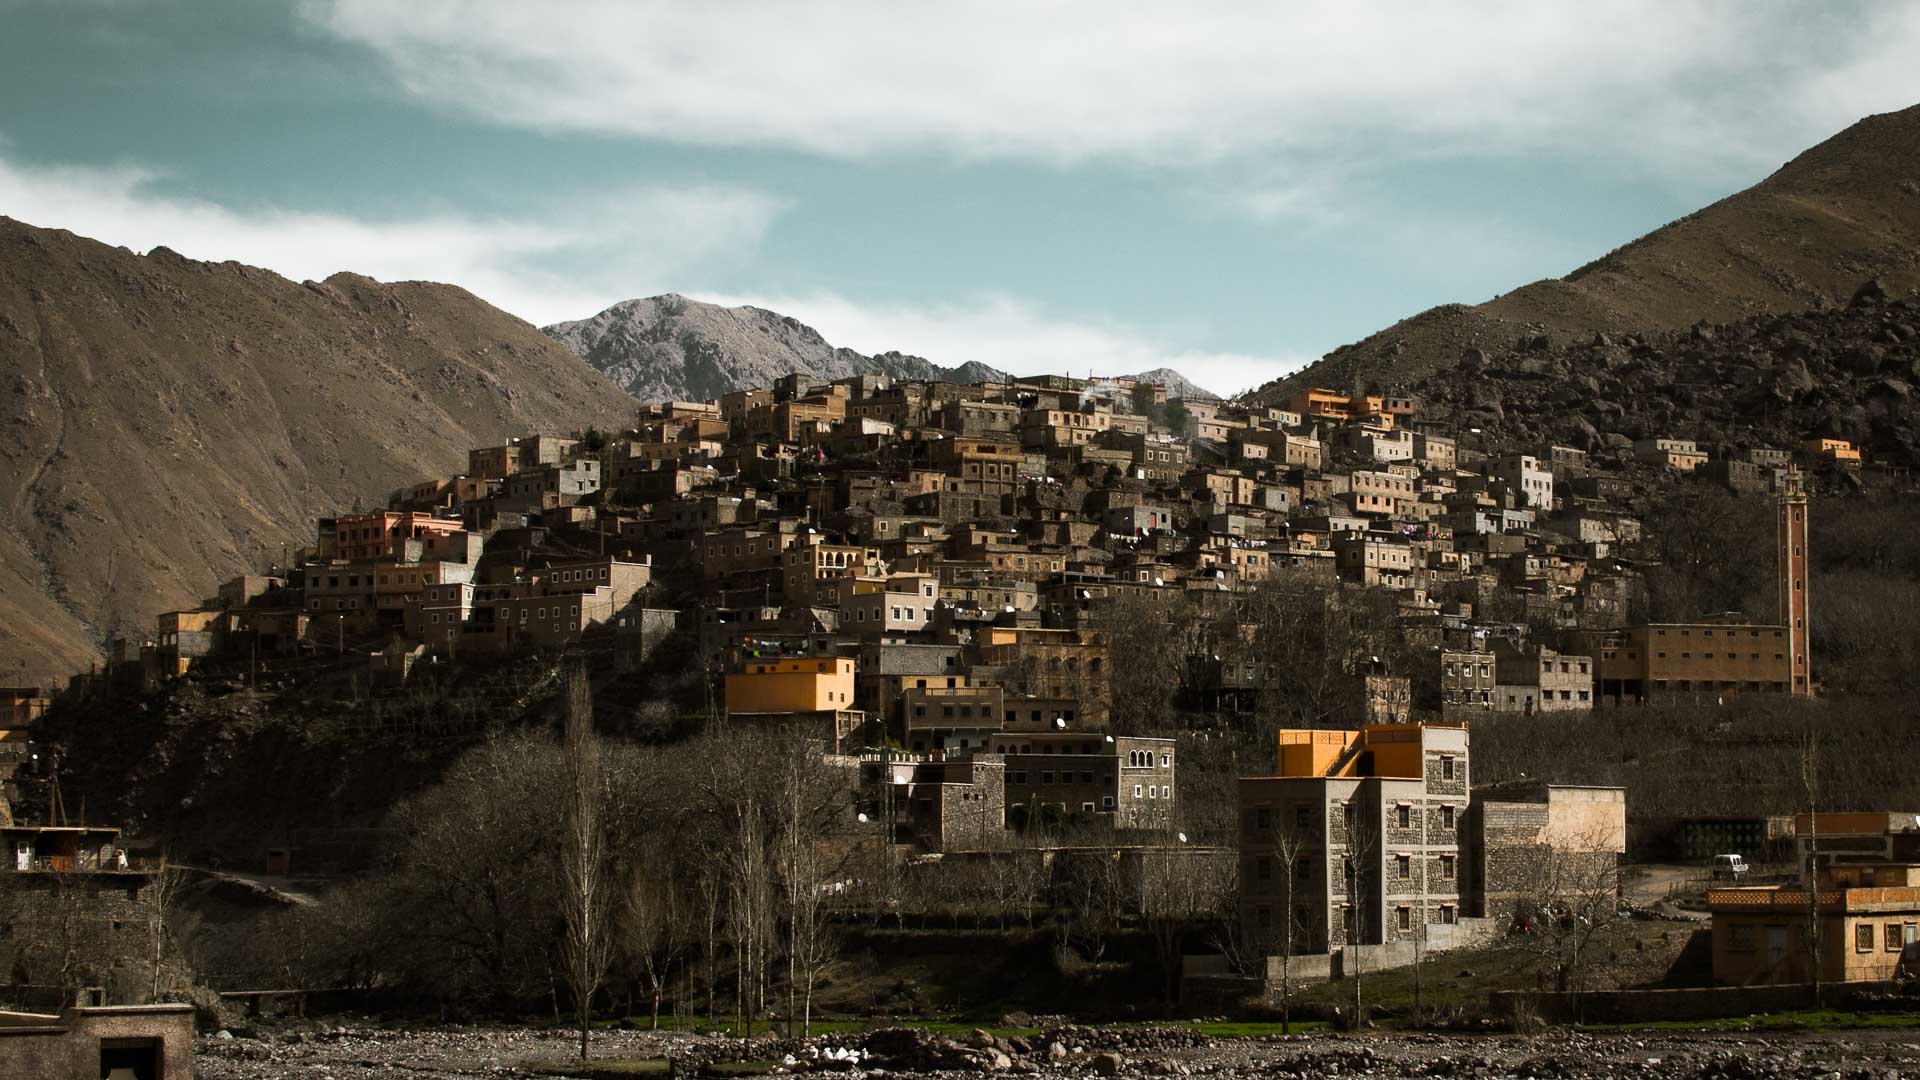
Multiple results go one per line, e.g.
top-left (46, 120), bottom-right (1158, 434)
top-left (0, 1002), bottom-right (194, 1079)
top-left (1710, 812), bottom-right (1920, 986)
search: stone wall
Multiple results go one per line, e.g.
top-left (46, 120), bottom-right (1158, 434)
top-left (0, 873), bottom-right (161, 1001)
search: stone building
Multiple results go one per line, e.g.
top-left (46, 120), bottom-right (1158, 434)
top-left (1236, 726), bottom-right (1625, 982)
top-left (0, 806), bottom-right (165, 1007)
top-left (1459, 781), bottom-right (1627, 924)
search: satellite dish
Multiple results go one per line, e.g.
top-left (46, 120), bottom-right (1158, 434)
top-left (1054, 717), bottom-right (1067, 730)
top-left (1153, 576), bottom-right (1164, 586)
top-left (857, 812), bottom-right (870, 823)
top-left (1178, 833), bottom-right (1188, 844)
top-left (1105, 735), bottom-right (1114, 743)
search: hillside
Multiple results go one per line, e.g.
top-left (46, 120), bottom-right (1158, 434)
top-left (1253, 104), bottom-right (1920, 401)
top-left (545, 294), bottom-right (1009, 402)
top-left (0, 216), bottom-right (635, 685)
top-left (1388, 279), bottom-right (1920, 466)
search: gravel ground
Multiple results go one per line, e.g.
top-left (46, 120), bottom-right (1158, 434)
top-left (194, 1022), bottom-right (1920, 1080)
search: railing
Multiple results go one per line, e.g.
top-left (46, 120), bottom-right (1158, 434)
top-left (7, 855), bottom-right (160, 874)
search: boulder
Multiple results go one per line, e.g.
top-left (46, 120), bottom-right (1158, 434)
top-left (1851, 278), bottom-right (1891, 309)
top-left (1091, 1051), bottom-right (1126, 1076)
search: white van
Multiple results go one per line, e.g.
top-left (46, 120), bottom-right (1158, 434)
top-left (1710, 853), bottom-right (1749, 881)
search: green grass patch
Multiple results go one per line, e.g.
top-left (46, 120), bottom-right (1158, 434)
top-left (1582, 1009), bottom-right (1920, 1034)
top-left (526, 1058), bottom-right (671, 1079)
top-left (1176, 1019), bottom-right (1332, 1038)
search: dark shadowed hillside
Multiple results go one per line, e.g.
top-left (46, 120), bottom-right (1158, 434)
top-left (1254, 104), bottom-right (1920, 401)
top-left (0, 216), bottom-right (635, 684)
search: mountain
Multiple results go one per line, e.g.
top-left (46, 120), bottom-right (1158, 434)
top-left (0, 216), bottom-right (636, 686)
top-left (1124, 367), bottom-right (1221, 401)
top-left (1383, 278), bottom-right (1920, 466)
top-left (545, 294), bottom-right (1008, 402)
top-left (1253, 104), bottom-right (1920, 402)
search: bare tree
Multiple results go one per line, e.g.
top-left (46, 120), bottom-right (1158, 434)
top-left (619, 856), bottom-right (683, 1030)
top-left (560, 669), bottom-right (614, 1060)
top-left (1338, 796), bottom-right (1380, 1028)
top-left (1499, 824), bottom-right (1634, 1011)
top-left (1137, 850), bottom-right (1235, 1003)
top-left (773, 741), bottom-right (849, 1036)
top-left (1265, 810), bottom-right (1313, 1033)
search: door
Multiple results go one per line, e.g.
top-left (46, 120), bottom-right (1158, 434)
top-left (101, 1037), bottom-right (161, 1080)
top-left (1765, 926), bottom-right (1789, 982)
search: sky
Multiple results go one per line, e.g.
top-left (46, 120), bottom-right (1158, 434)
top-left (2, 2), bottom-right (1918, 396)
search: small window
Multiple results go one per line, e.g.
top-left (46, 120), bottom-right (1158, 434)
top-left (1441, 805), bottom-right (1455, 829)
top-left (1397, 805), bottom-right (1411, 828)
top-left (1397, 854), bottom-right (1411, 879)
top-left (1857, 924), bottom-right (1876, 953)
top-left (1397, 906), bottom-right (1412, 931)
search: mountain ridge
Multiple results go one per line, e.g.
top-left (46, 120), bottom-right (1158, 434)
top-left (544, 294), bottom-right (1009, 403)
top-left (1252, 104), bottom-right (1920, 403)
top-left (0, 215), bottom-right (635, 685)
top-left (543, 294), bottom-right (1223, 402)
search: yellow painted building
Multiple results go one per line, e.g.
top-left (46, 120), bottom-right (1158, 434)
top-left (725, 657), bottom-right (856, 716)
top-left (1804, 437), bottom-right (1862, 463)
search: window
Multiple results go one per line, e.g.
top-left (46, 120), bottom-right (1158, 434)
top-left (1296, 805), bottom-right (1311, 829)
top-left (1397, 854), bottom-right (1411, 879)
top-left (1102, 796), bottom-right (1115, 810)
top-left (1857, 924), bottom-right (1876, 952)
top-left (1441, 756), bottom-right (1456, 781)
top-left (1397, 906), bottom-right (1412, 931)
top-left (1440, 855), bottom-right (1456, 880)
top-left (1134, 784), bottom-right (1144, 798)
top-left (1397, 805), bottom-right (1411, 828)
top-left (1256, 807), bottom-right (1271, 830)
top-left (1440, 906), bottom-right (1457, 925)
top-left (1041, 771), bottom-right (1054, 784)
top-left (1441, 805), bottom-right (1455, 829)
top-left (1257, 857), bottom-right (1273, 882)
top-left (1889, 924), bottom-right (1906, 953)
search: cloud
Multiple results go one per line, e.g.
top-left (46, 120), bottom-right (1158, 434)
top-left (0, 153), bottom-right (783, 325)
top-left (304, 1), bottom-right (1920, 182)
top-left (697, 291), bottom-right (1314, 398)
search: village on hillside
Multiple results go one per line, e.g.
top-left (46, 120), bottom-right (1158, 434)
top-left (5, 367), bottom-right (1915, 1066)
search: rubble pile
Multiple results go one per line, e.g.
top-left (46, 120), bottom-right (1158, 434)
top-left (193, 1022), bottom-right (1920, 1080)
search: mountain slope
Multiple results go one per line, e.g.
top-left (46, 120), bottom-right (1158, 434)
top-left (0, 216), bottom-right (635, 685)
top-left (1254, 104), bottom-right (1920, 401)
top-left (545, 294), bottom-right (1008, 402)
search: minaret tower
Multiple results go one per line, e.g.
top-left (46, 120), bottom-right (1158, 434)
top-left (1778, 467), bottom-right (1811, 695)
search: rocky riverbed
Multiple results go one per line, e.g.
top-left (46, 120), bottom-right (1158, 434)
top-left (194, 1021), bottom-right (1920, 1079)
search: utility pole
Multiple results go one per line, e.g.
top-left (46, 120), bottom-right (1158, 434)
top-left (1804, 728), bottom-right (1822, 1005)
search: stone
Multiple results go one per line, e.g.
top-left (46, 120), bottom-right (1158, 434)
top-left (1047, 1041), bottom-right (1069, 1062)
top-left (1851, 278), bottom-right (1891, 309)
top-left (1091, 1051), bottom-right (1126, 1076)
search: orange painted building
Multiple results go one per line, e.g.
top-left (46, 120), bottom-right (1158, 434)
top-left (1282, 388), bottom-right (1393, 431)
top-left (327, 511), bottom-right (467, 562)
top-left (725, 656), bottom-right (857, 716)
